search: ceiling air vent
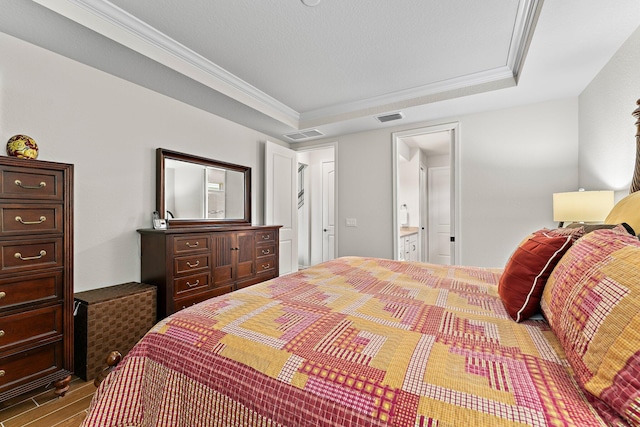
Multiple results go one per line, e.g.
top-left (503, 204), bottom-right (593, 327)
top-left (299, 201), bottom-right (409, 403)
top-left (376, 112), bottom-right (404, 123)
top-left (283, 129), bottom-right (324, 141)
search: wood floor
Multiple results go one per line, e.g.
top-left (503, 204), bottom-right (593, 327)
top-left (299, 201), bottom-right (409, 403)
top-left (0, 377), bottom-right (94, 427)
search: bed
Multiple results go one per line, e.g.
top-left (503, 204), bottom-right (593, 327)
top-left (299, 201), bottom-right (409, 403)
top-left (81, 100), bottom-right (640, 427)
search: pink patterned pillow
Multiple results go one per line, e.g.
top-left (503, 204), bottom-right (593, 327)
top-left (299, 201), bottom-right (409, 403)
top-left (541, 226), bottom-right (640, 426)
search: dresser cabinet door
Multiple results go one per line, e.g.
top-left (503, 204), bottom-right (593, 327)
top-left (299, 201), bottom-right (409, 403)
top-left (212, 232), bottom-right (234, 286)
top-left (235, 231), bottom-right (255, 281)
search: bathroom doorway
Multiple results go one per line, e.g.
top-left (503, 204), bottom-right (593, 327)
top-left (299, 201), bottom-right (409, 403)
top-left (392, 123), bottom-right (459, 265)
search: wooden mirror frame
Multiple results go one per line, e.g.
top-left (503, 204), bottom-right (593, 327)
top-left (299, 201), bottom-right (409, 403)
top-left (156, 148), bottom-right (251, 227)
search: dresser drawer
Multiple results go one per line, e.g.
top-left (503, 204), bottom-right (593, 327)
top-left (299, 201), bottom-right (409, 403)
top-left (174, 285), bottom-right (234, 312)
top-left (256, 230), bottom-right (276, 243)
top-left (0, 167), bottom-right (64, 201)
top-left (174, 273), bottom-right (210, 297)
top-left (174, 254), bottom-right (210, 276)
top-left (0, 305), bottom-right (62, 353)
top-left (0, 341), bottom-right (64, 394)
top-left (256, 256), bottom-right (277, 274)
top-left (255, 244), bottom-right (276, 259)
top-left (172, 235), bottom-right (210, 254)
top-left (0, 272), bottom-right (63, 311)
top-left (0, 239), bottom-right (63, 273)
top-left (0, 204), bottom-right (63, 235)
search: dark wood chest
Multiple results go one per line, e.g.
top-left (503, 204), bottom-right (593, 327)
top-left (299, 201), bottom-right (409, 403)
top-left (0, 157), bottom-right (73, 401)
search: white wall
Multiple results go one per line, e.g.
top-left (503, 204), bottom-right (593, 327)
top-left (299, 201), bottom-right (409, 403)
top-left (314, 98), bottom-right (579, 268)
top-left (579, 26), bottom-right (640, 199)
top-left (0, 32), bottom-right (285, 292)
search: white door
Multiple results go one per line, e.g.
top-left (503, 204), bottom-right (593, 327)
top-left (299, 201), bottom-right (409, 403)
top-left (322, 161), bottom-right (335, 262)
top-left (265, 141), bottom-right (298, 275)
top-left (419, 165), bottom-right (428, 262)
top-left (428, 166), bottom-right (450, 265)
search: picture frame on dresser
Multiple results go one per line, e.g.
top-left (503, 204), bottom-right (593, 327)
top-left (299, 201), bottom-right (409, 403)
top-left (0, 156), bottom-right (74, 401)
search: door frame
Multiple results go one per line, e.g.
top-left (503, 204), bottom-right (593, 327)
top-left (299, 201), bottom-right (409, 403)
top-left (392, 122), bottom-right (460, 264)
top-left (293, 141), bottom-right (338, 266)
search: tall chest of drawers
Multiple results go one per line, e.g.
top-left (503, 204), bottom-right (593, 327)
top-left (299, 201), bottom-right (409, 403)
top-left (0, 157), bottom-right (73, 401)
top-left (139, 225), bottom-right (280, 320)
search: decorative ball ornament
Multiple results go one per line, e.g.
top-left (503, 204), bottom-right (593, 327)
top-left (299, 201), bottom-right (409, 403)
top-left (6, 135), bottom-right (39, 159)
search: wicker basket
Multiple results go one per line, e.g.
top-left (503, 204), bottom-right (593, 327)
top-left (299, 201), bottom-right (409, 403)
top-left (74, 282), bottom-right (156, 380)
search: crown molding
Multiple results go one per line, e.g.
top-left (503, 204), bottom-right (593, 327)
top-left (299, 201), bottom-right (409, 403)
top-left (32, 0), bottom-right (300, 128)
top-left (299, 66), bottom-right (516, 127)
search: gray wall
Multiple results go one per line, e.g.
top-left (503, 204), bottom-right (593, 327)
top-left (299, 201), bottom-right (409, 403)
top-left (579, 26), bottom-right (640, 199)
top-left (313, 98), bottom-right (578, 268)
top-left (0, 32), bottom-right (285, 292)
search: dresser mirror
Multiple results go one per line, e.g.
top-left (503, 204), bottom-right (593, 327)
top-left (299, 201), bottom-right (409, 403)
top-left (157, 148), bottom-right (251, 226)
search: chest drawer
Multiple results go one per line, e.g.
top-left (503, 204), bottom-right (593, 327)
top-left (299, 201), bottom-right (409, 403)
top-left (0, 204), bottom-right (63, 235)
top-left (0, 305), bottom-right (62, 353)
top-left (0, 341), bottom-right (64, 394)
top-left (172, 235), bottom-right (210, 254)
top-left (174, 254), bottom-right (210, 276)
top-left (174, 273), bottom-right (210, 296)
top-left (0, 238), bottom-right (63, 273)
top-left (0, 272), bottom-right (63, 311)
top-left (0, 167), bottom-right (64, 200)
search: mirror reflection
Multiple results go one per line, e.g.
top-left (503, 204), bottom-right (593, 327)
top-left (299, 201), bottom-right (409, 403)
top-left (157, 148), bottom-right (251, 225)
top-left (164, 160), bottom-right (246, 219)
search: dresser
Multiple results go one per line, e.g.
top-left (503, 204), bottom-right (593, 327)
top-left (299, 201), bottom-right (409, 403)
top-left (139, 225), bottom-right (280, 319)
top-left (0, 157), bottom-right (73, 401)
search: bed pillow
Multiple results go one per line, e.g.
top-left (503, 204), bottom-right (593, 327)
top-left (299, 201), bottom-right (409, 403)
top-left (498, 227), bottom-right (583, 322)
top-left (540, 226), bottom-right (640, 426)
top-left (604, 191), bottom-right (640, 236)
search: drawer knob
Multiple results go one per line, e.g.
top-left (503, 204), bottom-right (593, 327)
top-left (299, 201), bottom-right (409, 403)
top-left (185, 242), bottom-right (199, 248)
top-left (14, 179), bottom-right (46, 190)
top-left (187, 280), bottom-right (200, 288)
top-left (262, 235), bottom-right (271, 240)
top-left (15, 215), bottom-right (47, 225)
top-left (262, 249), bottom-right (271, 255)
top-left (186, 260), bottom-right (200, 268)
top-left (0, 370), bottom-right (5, 377)
top-left (0, 292), bottom-right (5, 299)
top-left (15, 250), bottom-right (46, 261)
top-left (262, 263), bottom-right (271, 269)
top-left (0, 330), bottom-right (5, 337)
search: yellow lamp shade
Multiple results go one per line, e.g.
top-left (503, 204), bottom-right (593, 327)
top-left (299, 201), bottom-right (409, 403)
top-left (553, 191), bottom-right (614, 223)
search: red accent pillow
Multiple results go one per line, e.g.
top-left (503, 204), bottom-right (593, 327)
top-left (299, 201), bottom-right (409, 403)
top-left (498, 230), bottom-right (579, 322)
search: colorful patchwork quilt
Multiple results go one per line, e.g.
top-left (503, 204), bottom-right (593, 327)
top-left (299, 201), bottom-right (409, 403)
top-left (82, 257), bottom-right (614, 426)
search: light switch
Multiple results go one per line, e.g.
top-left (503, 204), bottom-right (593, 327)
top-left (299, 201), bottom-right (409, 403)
top-left (346, 218), bottom-right (357, 227)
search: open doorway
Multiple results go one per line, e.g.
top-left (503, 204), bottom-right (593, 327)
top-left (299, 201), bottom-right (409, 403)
top-left (296, 145), bottom-right (336, 269)
top-left (265, 142), bottom-right (337, 273)
top-left (392, 123), bottom-right (459, 265)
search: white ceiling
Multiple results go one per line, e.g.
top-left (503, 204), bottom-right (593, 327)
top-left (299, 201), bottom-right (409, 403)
top-left (2, 0), bottom-right (640, 142)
